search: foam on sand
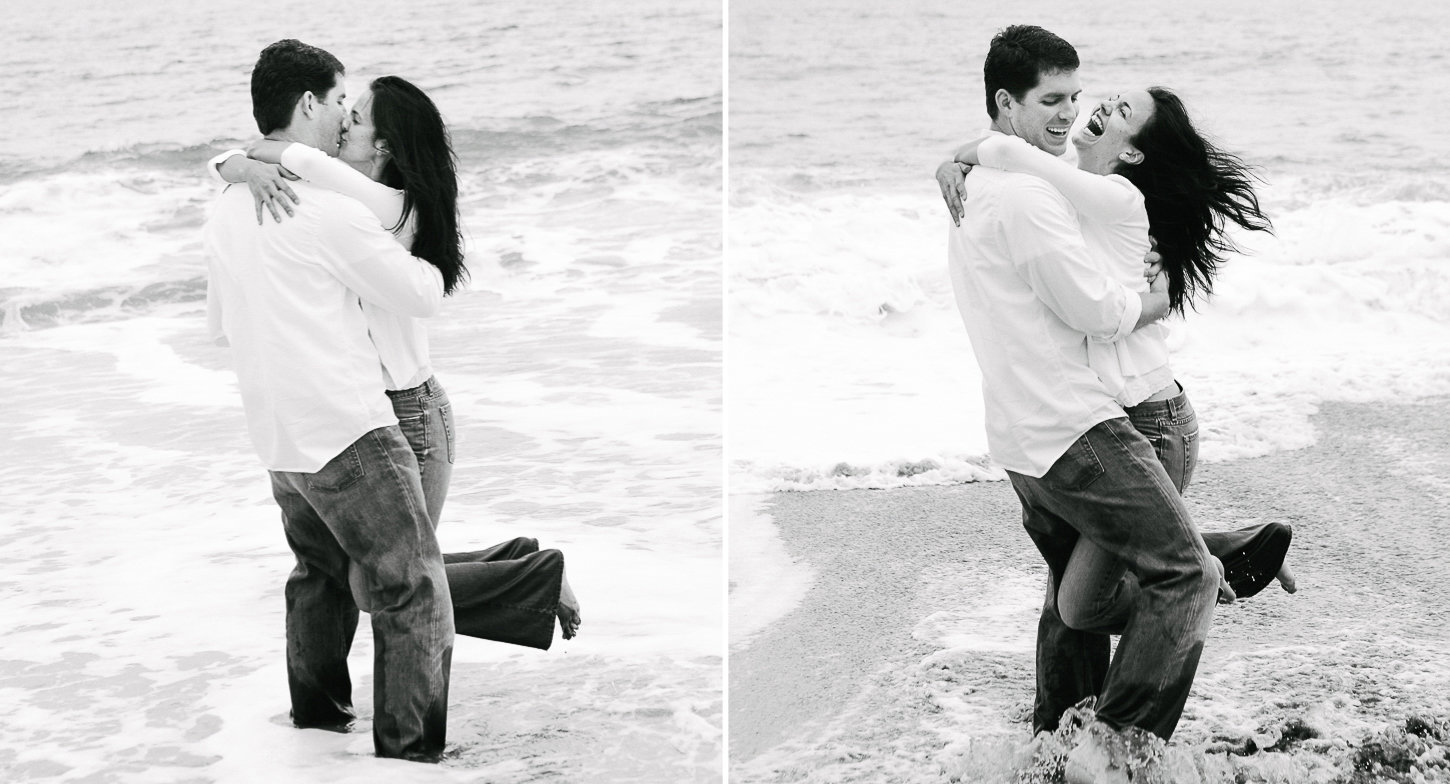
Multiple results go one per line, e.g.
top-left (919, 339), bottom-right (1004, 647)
top-left (729, 396), bottom-right (1450, 784)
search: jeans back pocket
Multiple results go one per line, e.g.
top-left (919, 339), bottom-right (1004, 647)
top-left (1044, 433), bottom-right (1106, 491)
top-left (306, 444), bottom-right (366, 492)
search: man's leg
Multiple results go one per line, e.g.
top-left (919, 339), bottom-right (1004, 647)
top-left (1135, 391), bottom-right (1296, 595)
top-left (1012, 481), bottom-right (1112, 735)
top-left (288, 426), bottom-right (455, 762)
top-left (1012, 418), bottom-right (1219, 740)
top-left (1127, 388), bottom-right (1272, 560)
top-left (348, 380), bottom-right (455, 614)
top-left (1054, 388), bottom-right (1199, 634)
top-left (270, 473), bottom-right (360, 730)
top-left (1064, 390), bottom-right (1289, 625)
top-left (1009, 394), bottom-right (1200, 724)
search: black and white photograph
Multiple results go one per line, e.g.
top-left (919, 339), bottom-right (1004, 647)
top-left (728, 1), bottom-right (1450, 782)
top-left (1, 1), bottom-right (720, 781)
top-left (6, 0), bottom-right (1450, 782)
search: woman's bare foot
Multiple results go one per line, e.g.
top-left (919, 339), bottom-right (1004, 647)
top-left (1214, 556), bottom-right (1236, 604)
top-left (558, 570), bottom-right (582, 639)
top-left (1277, 562), bottom-right (1297, 593)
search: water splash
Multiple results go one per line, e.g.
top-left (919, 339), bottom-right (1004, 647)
top-left (941, 699), bottom-right (1450, 784)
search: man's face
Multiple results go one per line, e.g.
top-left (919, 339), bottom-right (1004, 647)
top-left (1002, 69), bottom-right (1081, 156)
top-left (314, 73), bottom-right (350, 156)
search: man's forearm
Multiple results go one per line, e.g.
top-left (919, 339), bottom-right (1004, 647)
top-left (1133, 289), bottom-right (1170, 331)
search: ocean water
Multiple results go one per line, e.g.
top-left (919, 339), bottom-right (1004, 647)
top-left (729, 0), bottom-right (1450, 491)
top-left (728, 0), bottom-right (1450, 781)
top-left (0, 1), bottom-right (721, 782)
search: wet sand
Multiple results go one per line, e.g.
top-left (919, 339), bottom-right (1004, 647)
top-left (729, 396), bottom-right (1450, 783)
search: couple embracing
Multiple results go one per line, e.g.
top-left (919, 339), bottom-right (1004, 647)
top-left (937, 25), bottom-right (1295, 783)
top-left (204, 40), bottom-right (580, 763)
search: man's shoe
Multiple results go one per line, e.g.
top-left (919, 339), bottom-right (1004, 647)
top-left (290, 710), bottom-right (356, 734)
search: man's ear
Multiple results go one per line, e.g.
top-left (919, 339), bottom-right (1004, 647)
top-left (994, 89), bottom-right (1014, 118)
top-left (298, 91), bottom-right (318, 120)
top-left (1119, 148), bottom-right (1144, 166)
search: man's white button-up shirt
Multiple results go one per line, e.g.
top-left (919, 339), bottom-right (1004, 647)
top-left (949, 157), bottom-right (1140, 478)
top-left (204, 181), bottom-right (444, 473)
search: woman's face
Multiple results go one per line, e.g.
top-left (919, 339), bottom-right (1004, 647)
top-left (338, 89), bottom-right (381, 166)
top-left (1072, 89), bottom-right (1155, 175)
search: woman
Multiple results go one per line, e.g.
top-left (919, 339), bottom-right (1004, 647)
top-left (951, 87), bottom-right (1293, 617)
top-left (211, 75), bottom-right (581, 645)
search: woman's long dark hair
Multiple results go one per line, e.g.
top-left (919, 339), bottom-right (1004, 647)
top-left (369, 75), bottom-right (467, 295)
top-left (1118, 87), bottom-right (1271, 314)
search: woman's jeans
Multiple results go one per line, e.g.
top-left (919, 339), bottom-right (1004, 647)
top-left (382, 378), bottom-right (564, 650)
top-left (1057, 390), bottom-right (1201, 633)
top-left (387, 377), bottom-right (457, 527)
top-left (1007, 387), bottom-right (1219, 741)
top-left (270, 425), bottom-right (454, 762)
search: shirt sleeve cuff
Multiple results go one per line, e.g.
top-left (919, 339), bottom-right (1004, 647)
top-left (975, 135), bottom-right (1019, 169)
top-left (278, 143), bottom-right (317, 177)
top-left (1108, 288), bottom-right (1142, 342)
top-left (206, 149), bottom-right (246, 183)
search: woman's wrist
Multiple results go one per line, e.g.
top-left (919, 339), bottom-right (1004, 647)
top-left (953, 139), bottom-right (984, 166)
top-left (246, 139), bottom-right (291, 166)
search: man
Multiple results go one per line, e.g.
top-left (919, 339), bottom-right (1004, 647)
top-left (203, 39), bottom-right (453, 763)
top-left (935, 25), bottom-right (1221, 781)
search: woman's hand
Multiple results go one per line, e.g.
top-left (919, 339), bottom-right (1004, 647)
top-left (936, 161), bottom-right (971, 227)
top-left (240, 159), bottom-right (300, 225)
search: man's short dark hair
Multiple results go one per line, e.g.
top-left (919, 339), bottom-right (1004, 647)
top-left (250, 39), bottom-right (345, 134)
top-left (983, 25), bottom-right (1079, 120)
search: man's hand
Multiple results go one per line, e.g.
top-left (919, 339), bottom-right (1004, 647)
top-left (1148, 268), bottom-right (1168, 296)
top-left (1142, 235), bottom-right (1163, 281)
top-left (1133, 265), bottom-right (1172, 330)
top-left (1143, 252), bottom-right (1162, 281)
top-left (936, 161), bottom-right (971, 227)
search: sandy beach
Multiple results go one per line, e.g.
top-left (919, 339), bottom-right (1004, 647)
top-left (729, 396), bottom-right (1450, 783)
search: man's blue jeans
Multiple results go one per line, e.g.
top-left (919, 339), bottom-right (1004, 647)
top-left (1007, 415), bottom-right (1219, 741)
top-left (269, 425), bottom-right (454, 762)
